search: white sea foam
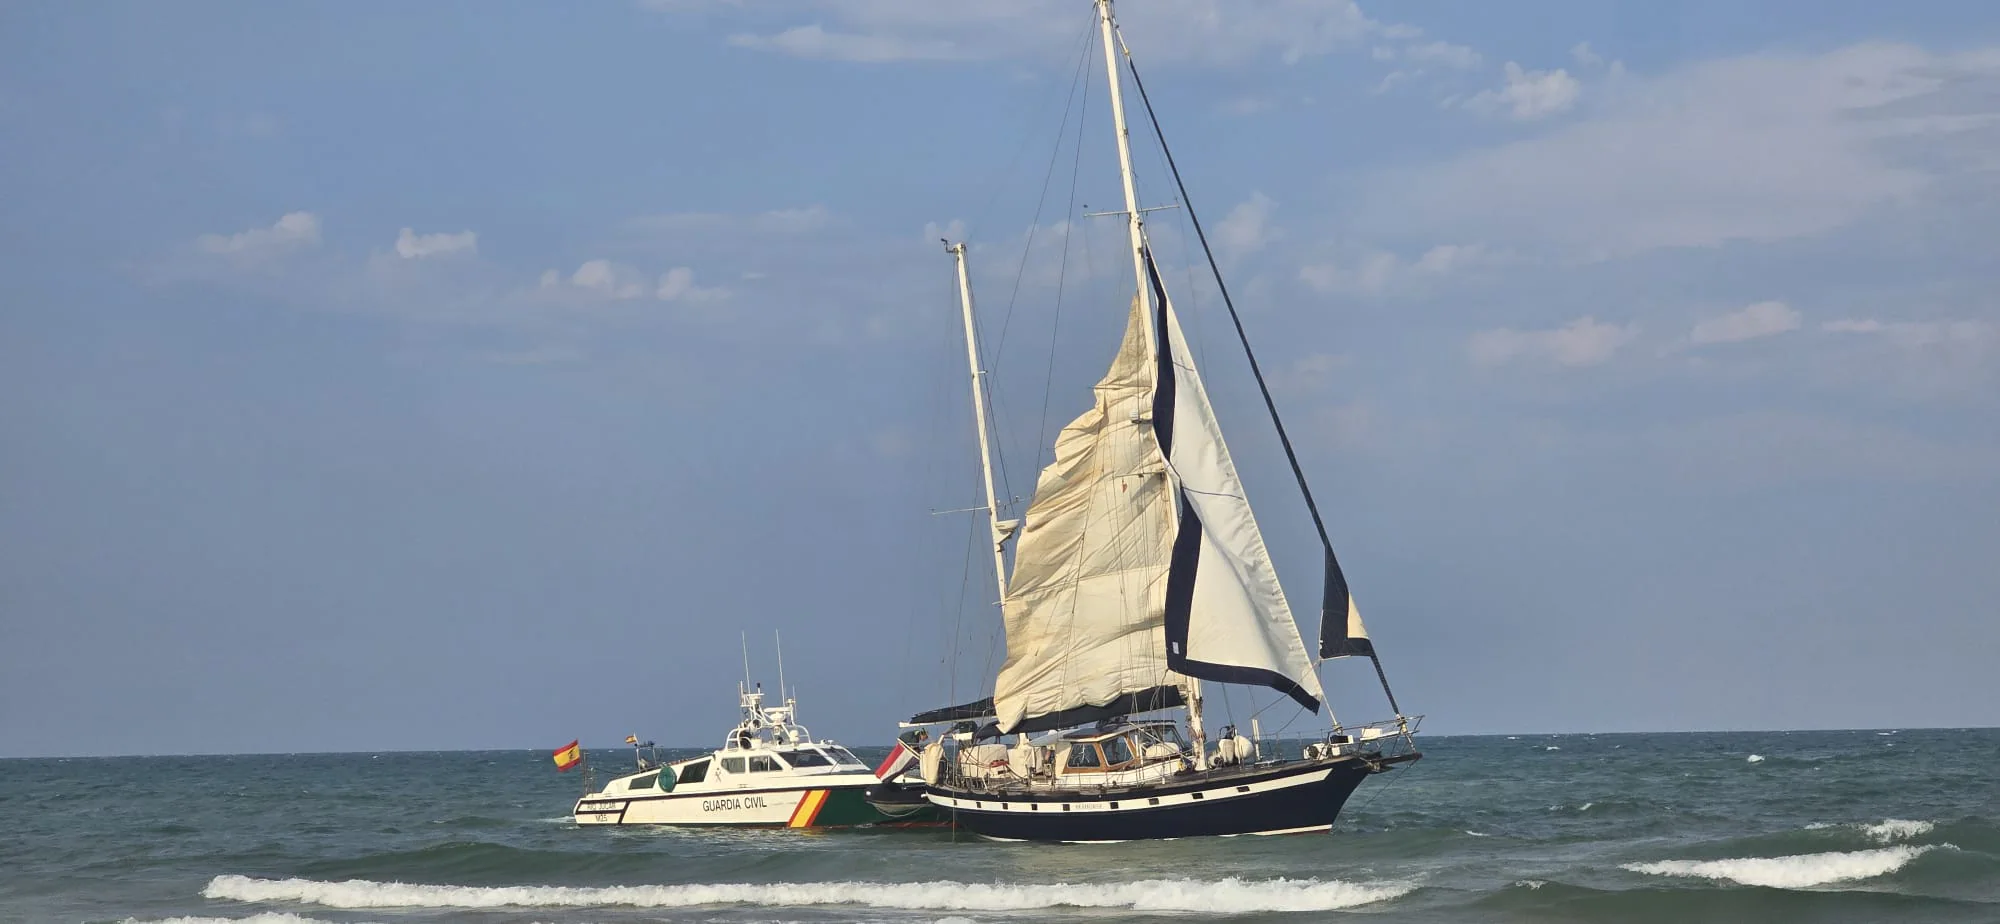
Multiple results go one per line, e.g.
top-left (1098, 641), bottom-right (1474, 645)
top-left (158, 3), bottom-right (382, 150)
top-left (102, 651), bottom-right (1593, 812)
top-left (1746, 754), bottom-right (1765, 763)
top-left (1464, 830), bottom-right (1491, 837)
top-left (120, 915), bottom-right (349, 924)
top-left (1860, 819), bottom-right (1935, 843)
top-left (1544, 746), bottom-right (1560, 751)
top-left (1623, 845), bottom-right (1939, 889)
top-left (204, 874), bottom-right (1413, 913)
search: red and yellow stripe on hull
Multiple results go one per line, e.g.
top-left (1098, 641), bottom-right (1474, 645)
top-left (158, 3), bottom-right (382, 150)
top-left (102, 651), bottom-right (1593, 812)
top-left (786, 789), bottom-right (830, 828)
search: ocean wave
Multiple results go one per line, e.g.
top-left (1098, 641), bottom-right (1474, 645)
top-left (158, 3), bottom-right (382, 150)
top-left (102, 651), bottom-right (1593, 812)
top-left (1746, 754), bottom-right (1765, 763)
top-left (1623, 844), bottom-right (1941, 889)
top-left (1860, 819), bottom-right (1935, 843)
top-left (205, 874), bottom-right (1413, 913)
top-left (119, 915), bottom-right (351, 924)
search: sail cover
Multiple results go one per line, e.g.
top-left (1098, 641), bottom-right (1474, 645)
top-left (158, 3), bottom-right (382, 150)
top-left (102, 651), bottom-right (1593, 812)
top-left (1149, 254), bottom-right (1325, 713)
top-left (991, 291), bottom-right (1182, 735)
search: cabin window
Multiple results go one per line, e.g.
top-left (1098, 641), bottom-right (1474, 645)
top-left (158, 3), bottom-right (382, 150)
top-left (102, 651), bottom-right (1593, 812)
top-left (627, 773), bottom-right (658, 791)
top-left (1100, 735), bottom-right (1135, 767)
top-left (721, 757), bottom-right (746, 774)
top-left (1066, 743), bottom-right (1103, 770)
top-left (748, 755), bottom-right (779, 773)
top-left (678, 759), bottom-right (710, 784)
top-left (779, 748), bottom-right (834, 768)
top-left (827, 746), bottom-right (867, 767)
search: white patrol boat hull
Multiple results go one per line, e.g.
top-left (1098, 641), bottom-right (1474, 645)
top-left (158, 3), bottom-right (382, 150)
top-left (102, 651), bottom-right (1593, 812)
top-left (569, 685), bottom-right (945, 828)
top-left (574, 773), bottom-right (891, 827)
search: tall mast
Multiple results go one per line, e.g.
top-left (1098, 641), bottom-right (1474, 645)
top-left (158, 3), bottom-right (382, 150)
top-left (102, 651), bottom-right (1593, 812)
top-left (948, 241), bottom-right (1013, 606)
top-left (1095, 0), bottom-right (1156, 357)
top-left (1095, 0), bottom-right (1206, 770)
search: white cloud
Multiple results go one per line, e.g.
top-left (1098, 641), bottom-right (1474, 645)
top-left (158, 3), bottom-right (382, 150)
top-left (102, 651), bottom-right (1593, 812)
top-left (626, 205), bottom-right (832, 237)
top-left (1404, 40), bottom-right (1481, 70)
top-left (727, 25), bottom-right (962, 63)
top-left (1690, 300), bottom-right (1802, 344)
top-left (566, 259), bottom-right (650, 300)
top-left (1469, 316), bottom-right (1640, 368)
top-left (1823, 317), bottom-right (1996, 348)
top-left (1300, 242), bottom-right (1505, 295)
top-left (655, 266), bottom-right (730, 303)
top-left (1464, 62), bottom-right (1581, 120)
top-left (1215, 192), bottom-right (1277, 262)
top-left (394, 228), bottom-right (477, 259)
top-left (654, 0), bottom-right (1413, 67)
top-left (1353, 44), bottom-right (2000, 261)
top-left (1572, 42), bottom-right (1603, 68)
top-left (196, 211), bottom-right (320, 257)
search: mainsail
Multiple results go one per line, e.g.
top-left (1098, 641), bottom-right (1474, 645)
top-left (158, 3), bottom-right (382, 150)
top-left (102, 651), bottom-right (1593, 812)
top-left (990, 250), bottom-right (1323, 734)
top-left (991, 290), bottom-right (1182, 735)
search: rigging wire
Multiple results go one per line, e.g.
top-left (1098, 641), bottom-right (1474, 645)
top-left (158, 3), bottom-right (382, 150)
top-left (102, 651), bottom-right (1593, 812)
top-left (978, 18), bottom-right (1099, 521)
top-left (1121, 46), bottom-right (1408, 718)
top-left (1032, 31), bottom-right (1093, 480)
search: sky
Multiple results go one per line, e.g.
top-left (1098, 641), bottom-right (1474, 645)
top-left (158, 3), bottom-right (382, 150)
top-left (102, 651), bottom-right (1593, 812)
top-left (3, 1), bottom-right (1998, 758)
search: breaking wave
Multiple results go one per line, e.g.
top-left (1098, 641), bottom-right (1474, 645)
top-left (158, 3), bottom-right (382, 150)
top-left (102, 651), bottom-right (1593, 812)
top-left (1623, 844), bottom-right (1941, 889)
top-left (1860, 819), bottom-right (1935, 843)
top-left (119, 916), bottom-right (349, 924)
top-left (204, 874), bottom-right (1414, 913)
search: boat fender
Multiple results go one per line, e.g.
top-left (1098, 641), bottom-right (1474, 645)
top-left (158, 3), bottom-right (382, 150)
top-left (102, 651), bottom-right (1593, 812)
top-left (920, 741), bottom-right (945, 785)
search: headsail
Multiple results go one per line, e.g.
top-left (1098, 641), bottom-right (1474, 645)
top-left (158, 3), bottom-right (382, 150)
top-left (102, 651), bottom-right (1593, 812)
top-left (991, 291), bottom-right (1182, 735)
top-left (1148, 254), bottom-right (1324, 712)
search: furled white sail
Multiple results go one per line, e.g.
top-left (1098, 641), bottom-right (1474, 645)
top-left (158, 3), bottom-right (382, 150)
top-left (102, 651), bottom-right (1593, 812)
top-left (1154, 270), bottom-right (1325, 712)
top-left (991, 292), bottom-right (1183, 735)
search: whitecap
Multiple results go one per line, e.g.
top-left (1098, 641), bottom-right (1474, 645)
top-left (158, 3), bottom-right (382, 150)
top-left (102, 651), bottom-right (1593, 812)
top-left (204, 875), bottom-right (1414, 914)
top-left (1544, 746), bottom-right (1561, 751)
top-left (1514, 880), bottom-right (1546, 890)
top-left (1463, 830), bottom-right (1491, 837)
top-left (1860, 819), bottom-right (1934, 843)
top-left (119, 916), bottom-right (348, 924)
top-left (1746, 754), bottom-right (1765, 763)
top-left (1623, 845), bottom-right (1939, 889)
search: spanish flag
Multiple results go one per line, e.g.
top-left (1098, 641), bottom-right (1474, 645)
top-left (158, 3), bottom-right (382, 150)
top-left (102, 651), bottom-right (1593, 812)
top-left (625, 735), bottom-right (639, 745)
top-left (552, 740), bottom-right (582, 772)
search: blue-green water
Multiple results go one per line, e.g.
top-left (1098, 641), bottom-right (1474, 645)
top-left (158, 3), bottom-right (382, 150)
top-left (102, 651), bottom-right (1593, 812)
top-left (3, 729), bottom-right (1995, 923)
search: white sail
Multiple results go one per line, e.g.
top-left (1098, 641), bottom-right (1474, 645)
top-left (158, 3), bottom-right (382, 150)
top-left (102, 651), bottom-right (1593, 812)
top-left (991, 292), bottom-right (1184, 735)
top-left (1153, 269), bottom-right (1324, 711)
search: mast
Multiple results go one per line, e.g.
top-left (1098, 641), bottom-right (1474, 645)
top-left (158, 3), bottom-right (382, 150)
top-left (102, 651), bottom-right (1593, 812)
top-left (1095, 0), bottom-right (1155, 357)
top-left (1095, 0), bottom-right (1206, 770)
top-left (948, 241), bottom-right (1013, 606)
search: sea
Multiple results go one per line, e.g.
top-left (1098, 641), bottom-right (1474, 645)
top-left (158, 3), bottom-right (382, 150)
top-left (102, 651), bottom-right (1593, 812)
top-left (3, 728), bottom-right (1996, 924)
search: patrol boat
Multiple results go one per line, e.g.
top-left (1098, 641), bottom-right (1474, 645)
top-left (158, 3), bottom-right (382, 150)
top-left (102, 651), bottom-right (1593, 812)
top-left (572, 684), bottom-right (942, 828)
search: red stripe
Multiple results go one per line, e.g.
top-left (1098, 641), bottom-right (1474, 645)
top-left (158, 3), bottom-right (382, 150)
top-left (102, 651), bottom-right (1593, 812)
top-left (874, 742), bottom-right (909, 778)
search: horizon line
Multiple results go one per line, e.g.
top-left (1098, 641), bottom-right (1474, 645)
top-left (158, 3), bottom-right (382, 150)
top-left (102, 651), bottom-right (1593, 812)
top-left (3, 723), bottom-right (1993, 761)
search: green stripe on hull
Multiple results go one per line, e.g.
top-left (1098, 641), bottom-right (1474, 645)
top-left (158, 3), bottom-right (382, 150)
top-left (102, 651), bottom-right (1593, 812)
top-left (813, 787), bottom-right (947, 828)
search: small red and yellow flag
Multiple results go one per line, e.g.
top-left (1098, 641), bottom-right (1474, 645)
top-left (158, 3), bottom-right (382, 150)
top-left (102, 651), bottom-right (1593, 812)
top-left (625, 735), bottom-right (639, 745)
top-left (552, 739), bottom-right (582, 772)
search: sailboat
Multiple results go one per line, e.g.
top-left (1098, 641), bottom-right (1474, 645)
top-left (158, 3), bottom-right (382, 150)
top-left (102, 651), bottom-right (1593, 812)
top-left (880, 0), bottom-right (1422, 842)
